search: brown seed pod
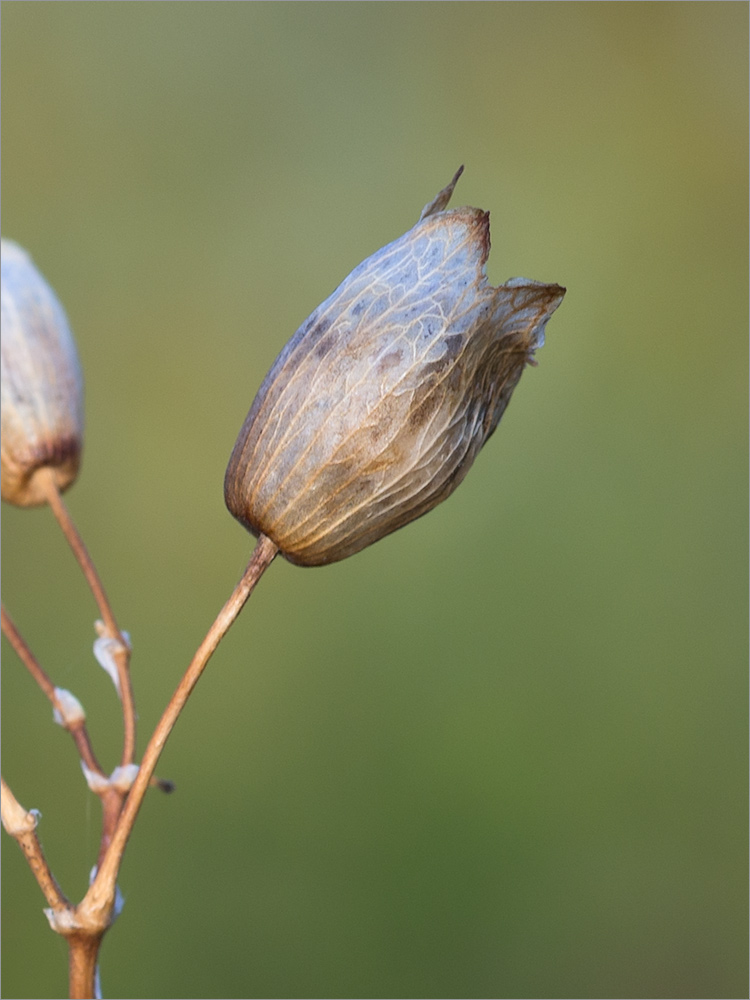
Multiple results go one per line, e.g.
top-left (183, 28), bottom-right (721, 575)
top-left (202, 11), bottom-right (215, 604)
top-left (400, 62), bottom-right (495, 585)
top-left (225, 168), bottom-right (565, 566)
top-left (1, 240), bottom-right (84, 507)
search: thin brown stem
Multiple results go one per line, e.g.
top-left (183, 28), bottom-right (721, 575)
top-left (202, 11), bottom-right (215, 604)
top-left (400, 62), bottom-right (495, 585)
top-left (1, 603), bottom-right (56, 700)
top-left (37, 469), bottom-right (119, 637)
top-left (1, 605), bottom-right (105, 777)
top-left (68, 933), bottom-right (102, 1000)
top-left (67, 724), bottom-right (104, 784)
top-left (37, 468), bottom-right (137, 768)
top-left (1, 776), bottom-right (70, 911)
top-left (82, 534), bottom-right (278, 924)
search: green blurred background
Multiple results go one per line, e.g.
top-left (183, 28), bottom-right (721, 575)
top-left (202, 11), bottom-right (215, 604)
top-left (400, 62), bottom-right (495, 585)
top-left (2, 4), bottom-right (747, 998)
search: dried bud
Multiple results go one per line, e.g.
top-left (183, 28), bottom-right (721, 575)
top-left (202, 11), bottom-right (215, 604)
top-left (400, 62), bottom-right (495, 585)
top-left (225, 169), bottom-right (565, 566)
top-left (1, 240), bottom-right (84, 507)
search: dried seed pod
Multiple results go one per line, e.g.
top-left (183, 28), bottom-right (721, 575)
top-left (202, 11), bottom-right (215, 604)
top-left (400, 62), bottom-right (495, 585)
top-left (225, 168), bottom-right (565, 566)
top-left (1, 240), bottom-right (84, 506)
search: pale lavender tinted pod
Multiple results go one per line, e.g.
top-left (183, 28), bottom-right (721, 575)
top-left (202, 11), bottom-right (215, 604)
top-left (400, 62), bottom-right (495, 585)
top-left (1, 240), bottom-right (84, 507)
top-left (225, 169), bottom-right (565, 566)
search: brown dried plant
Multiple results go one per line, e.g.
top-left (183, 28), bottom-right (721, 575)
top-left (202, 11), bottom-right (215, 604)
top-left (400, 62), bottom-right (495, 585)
top-left (1, 171), bottom-right (564, 998)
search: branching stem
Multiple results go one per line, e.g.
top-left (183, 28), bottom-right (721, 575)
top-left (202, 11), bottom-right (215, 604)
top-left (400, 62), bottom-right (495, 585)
top-left (4, 498), bottom-right (277, 999)
top-left (82, 535), bottom-right (278, 947)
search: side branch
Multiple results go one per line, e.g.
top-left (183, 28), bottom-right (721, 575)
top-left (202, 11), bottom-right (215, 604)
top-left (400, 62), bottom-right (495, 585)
top-left (1, 776), bottom-right (70, 912)
top-left (37, 467), bottom-right (137, 768)
top-left (1, 603), bottom-right (57, 700)
top-left (1, 604), bottom-right (105, 777)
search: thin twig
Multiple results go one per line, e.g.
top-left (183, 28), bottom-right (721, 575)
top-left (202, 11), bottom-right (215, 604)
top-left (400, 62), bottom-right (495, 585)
top-left (37, 468), bottom-right (137, 769)
top-left (1, 603), bottom-right (56, 700)
top-left (82, 534), bottom-right (278, 925)
top-left (1, 776), bottom-right (70, 912)
top-left (1, 605), bottom-right (105, 778)
top-left (1, 777), bottom-right (103, 998)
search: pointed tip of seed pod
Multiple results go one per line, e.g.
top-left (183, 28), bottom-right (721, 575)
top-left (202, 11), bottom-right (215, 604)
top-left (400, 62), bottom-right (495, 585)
top-left (419, 165), bottom-right (466, 221)
top-left (1, 239), bottom-right (84, 507)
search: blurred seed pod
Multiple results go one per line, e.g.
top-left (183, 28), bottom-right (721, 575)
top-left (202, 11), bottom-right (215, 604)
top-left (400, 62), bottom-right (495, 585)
top-left (1, 240), bottom-right (84, 507)
top-left (225, 168), bottom-right (565, 566)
